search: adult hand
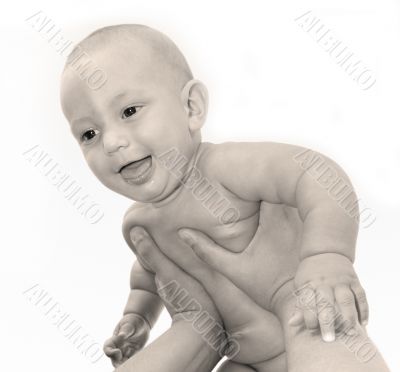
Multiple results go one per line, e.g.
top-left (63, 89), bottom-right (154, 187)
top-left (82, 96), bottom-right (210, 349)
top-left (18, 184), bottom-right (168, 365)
top-left (130, 227), bottom-right (222, 327)
top-left (130, 226), bottom-right (285, 366)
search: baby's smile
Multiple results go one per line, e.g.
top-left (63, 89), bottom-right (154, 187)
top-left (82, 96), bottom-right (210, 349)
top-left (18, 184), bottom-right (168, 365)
top-left (60, 27), bottom-right (207, 204)
top-left (119, 155), bottom-right (154, 185)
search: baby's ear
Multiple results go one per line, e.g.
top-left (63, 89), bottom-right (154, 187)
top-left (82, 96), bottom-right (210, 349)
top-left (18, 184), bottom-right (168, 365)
top-left (180, 79), bottom-right (208, 133)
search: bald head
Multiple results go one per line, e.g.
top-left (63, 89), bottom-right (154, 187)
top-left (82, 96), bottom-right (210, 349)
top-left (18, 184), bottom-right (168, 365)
top-left (65, 24), bottom-right (193, 90)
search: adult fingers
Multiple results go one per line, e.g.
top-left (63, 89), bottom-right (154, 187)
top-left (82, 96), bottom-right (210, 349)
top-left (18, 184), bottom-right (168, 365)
top-left (130, 227), bottom-right (192, 308)
top-left (178, 228), bottom-right (238, 276)
top-left (131, 227), bottom-right (209, 287)
top-left (130, 227), bottom-right (173, 274)
top-left (130, 228), bottom-right (220, 320)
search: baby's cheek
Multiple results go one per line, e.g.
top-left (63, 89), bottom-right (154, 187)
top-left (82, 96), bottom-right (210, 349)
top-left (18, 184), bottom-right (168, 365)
top-left (83, 150), bottom-right (99, 171)
top-left (86, 152), bottom-right (114, 185)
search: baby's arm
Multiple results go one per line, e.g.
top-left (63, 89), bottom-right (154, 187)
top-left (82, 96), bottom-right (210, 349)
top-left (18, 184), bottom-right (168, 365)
top-left (208, 142), bottom-right (367, 340)
top-left (104, 260), bottom-right (164, 367)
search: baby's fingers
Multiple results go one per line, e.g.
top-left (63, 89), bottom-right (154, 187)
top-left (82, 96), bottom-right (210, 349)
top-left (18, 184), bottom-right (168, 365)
top-left (118, 322), bottom-right (136, 339)
top-left (103, 337), bottom-right (123, 366)
top-left (302, 289), bottom-right (319, 330)
top-left (316, 285), bottom-right (336, 342)
top-left (292, 286), bottom-right (319, 330)
top-left (288, 309), bottom-right (304, 326)
top-left (103, 337), bottom-right (119, 356)
top-left (351, 282), bottom-right (369, 326)
top-left (335, 284), bottom-right (357, 331)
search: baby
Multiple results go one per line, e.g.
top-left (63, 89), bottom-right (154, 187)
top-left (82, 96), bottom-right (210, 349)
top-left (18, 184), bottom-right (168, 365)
top-left (60, 24), bottom-right (381, 372)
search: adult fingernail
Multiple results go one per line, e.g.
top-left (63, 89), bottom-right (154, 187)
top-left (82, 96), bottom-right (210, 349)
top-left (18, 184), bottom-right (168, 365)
top-left (130, 227), bottom-right (145, 244)
top-left (178, 229), bottom-right (195, 244)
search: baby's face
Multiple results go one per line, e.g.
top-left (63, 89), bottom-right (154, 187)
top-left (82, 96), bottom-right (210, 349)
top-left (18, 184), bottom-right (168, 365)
top-left (61, 44), bottom-right (198, 203)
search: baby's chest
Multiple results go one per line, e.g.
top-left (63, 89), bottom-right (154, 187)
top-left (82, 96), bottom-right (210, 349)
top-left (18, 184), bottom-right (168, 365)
top-left (124, 183), bottom-right (260, 260)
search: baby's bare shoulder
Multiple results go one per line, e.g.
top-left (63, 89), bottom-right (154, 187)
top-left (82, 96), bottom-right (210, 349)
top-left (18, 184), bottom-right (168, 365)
top-left (199, 142), bottom-right (241, 168)
top-left (200, 141), bottom-right (286, 175)
top-left (202, 141), bottom-right (286, 164)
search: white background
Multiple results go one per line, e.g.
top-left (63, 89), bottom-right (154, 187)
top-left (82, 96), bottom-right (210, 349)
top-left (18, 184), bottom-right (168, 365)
top-left (2, 0), bottom-right (399, 371)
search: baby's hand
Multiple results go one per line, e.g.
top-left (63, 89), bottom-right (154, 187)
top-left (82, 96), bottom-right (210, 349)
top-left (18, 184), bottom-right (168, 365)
top-left (103, 313), bottom-right (150, 367)
top-left (290, 253), bottom-right (369, 342)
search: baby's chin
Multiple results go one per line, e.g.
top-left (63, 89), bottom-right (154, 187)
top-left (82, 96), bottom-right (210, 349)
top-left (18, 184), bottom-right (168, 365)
top-left (116, 171), bottom-right (179, 204)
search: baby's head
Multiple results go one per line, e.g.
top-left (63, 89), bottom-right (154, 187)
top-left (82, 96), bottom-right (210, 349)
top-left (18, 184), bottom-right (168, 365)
top-left (60, 24), bottom-right (208, 203)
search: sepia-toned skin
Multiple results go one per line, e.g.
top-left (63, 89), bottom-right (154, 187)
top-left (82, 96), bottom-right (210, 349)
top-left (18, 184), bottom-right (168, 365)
top-left (123, 224), bottom-right (288, 372)
top-left (60, 25), bottom-right (389, 372)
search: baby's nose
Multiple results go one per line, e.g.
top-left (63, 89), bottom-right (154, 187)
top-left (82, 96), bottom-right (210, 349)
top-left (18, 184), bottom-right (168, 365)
top-left (103, 130), bottom-right (129, 154)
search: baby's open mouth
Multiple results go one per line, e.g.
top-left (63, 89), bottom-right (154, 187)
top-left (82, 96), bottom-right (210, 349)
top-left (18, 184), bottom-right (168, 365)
top-left (119, 155), bottom-right (153, 185)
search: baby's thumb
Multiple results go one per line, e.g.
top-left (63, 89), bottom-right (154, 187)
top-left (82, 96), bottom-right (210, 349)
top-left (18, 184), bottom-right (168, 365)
top-left (118, 322), bottom-right (136, 338)
top-left (103, 338), bottom-right (122, 360)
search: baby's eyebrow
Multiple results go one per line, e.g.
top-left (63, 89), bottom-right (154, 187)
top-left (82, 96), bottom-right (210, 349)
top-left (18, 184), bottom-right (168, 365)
top-left (110, 89), bottom-right (146, 107)
top-left (111, 92), bottom-right (127, 104)
top-left (70, 116), bottom-right (97, 134)
top-left (71, 116), bottom-right (93, 126)
top-left (69, 90), bottom-right (147, 128)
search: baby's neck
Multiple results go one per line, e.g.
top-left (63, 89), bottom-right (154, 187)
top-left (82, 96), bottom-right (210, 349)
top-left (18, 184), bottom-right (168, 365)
top-left (152, 142), bottom-right (205, 208)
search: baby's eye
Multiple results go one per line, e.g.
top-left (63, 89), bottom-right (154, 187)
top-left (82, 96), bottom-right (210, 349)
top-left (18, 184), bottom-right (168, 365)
top-left (122, 106), bottom-right (142, 119)
top-left (81, 128), bottom-right (99, 143)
